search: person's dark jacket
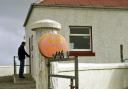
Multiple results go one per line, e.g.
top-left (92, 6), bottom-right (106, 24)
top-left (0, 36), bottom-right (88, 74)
top-left (18, 45), bottom-right (30, 60)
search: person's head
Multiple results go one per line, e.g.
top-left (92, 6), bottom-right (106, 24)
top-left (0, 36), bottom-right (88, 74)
top-left (21, 42), bottom-right (26, 46)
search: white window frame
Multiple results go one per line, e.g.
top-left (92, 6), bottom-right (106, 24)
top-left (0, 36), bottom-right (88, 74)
top-left (69, 26), bottom-right (92, 51)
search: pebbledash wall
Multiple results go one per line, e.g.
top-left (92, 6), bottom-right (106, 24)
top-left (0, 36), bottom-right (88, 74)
top-left (24, 5), bottom-right (128, 89)
top-left (25, 6), bottom-right (128, 63)
top-left (25, 19), bottom-right (128, 89)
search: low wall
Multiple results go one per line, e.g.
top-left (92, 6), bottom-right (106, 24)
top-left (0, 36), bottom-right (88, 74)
top-left (0, 66), bottom-right (27, 76)
top-left (0, 66), bottom-right (14, 76)
top-left (57, 63), bottom-right (128, 89)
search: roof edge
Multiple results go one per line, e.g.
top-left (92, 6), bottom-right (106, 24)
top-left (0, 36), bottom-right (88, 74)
top-left (23, 3), bottom-right (35, 27)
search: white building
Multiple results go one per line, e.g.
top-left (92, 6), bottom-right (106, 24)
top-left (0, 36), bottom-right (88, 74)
top-left (24, 0), bottom-right (128, 63)
top-left (23, 0), bottom-right (128, 89)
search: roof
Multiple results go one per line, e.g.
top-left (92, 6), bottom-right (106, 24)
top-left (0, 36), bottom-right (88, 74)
top-left (38, 0), bottom-right (128, 8)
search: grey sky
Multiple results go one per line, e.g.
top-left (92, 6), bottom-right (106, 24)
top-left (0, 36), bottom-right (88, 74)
top-left (0, 0), bottom-right (35, 65)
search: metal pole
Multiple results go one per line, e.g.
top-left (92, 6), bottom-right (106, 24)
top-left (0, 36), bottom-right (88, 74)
top-left (13, 56), bottom-right (16, 75)
top-left (48, 60), bottom-right (51, 89)
top-left (120, 44), bottom-right (124, 62)
top-left (75, 56), bottom-right (79, 89)
top-left (70, 78), bottom-right (74, 89)
top-left (29, 38), bottom-right (31, 74)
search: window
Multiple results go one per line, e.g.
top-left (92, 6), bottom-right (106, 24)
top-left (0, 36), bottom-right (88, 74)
top-left (69, 26), bottom-right (95, 56)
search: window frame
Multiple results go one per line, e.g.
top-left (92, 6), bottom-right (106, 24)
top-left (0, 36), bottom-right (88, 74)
top-left (69, 26), bottom-right (95, 56)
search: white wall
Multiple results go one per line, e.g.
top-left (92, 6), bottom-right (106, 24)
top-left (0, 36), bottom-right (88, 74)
top-left (57, 63), bottom-right (128, 89)
top-left (26, 7), bottom-right (128, 63)
top-left (24, 6), bottom-right (128, 89)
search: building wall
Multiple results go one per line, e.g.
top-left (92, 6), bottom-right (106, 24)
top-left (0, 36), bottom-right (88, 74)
top-left (25, 6), bottom-right (128, 63)
top-left (24, 7), bottom-right (128, 88)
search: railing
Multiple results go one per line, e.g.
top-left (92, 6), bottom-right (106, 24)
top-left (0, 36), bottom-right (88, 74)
top-left (13, 56), bottom-right (31, 75)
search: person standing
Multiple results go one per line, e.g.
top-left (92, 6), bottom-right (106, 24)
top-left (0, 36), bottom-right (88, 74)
top-left (18, 42), bottom-right (30, 78)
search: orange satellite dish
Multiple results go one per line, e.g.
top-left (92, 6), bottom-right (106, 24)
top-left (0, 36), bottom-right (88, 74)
top-left (38, 33), bottom-right (68, 58)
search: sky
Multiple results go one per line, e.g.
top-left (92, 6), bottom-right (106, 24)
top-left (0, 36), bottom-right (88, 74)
top-left (0, 0), bottom-right (35, 66)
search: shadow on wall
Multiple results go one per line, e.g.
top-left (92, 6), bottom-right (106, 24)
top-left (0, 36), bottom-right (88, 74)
top-left (108, 67), bottom-right (128, 89)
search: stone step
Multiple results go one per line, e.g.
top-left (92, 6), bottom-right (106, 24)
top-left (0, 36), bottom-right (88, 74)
top-left (0, 76), bottom-right (13, 83)
top-left (0, 83), bottom-right (36, 89)
top-left (0, 75), bottom-right (36, 89)
top-left (13, 74), bottom-right (35, 84)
